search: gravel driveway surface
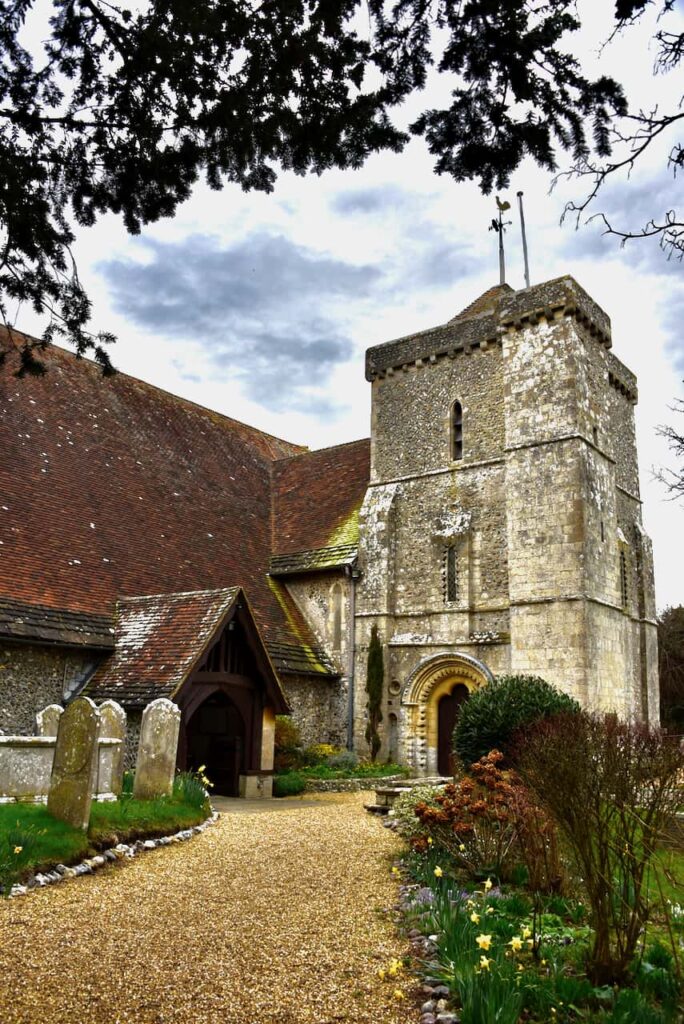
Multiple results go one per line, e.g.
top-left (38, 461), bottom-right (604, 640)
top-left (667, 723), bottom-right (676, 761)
top-left (0, 792), bottom-right (415, 1024)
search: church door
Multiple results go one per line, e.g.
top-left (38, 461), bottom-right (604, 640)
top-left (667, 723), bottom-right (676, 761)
top-left (437, 684), bottom-right (469, 776)
top-left (186, 692), bottom-right (245, 796)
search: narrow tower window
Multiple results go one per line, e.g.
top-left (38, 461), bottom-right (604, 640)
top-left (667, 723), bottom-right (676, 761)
top-left (445, 545), bottom-right (458, 603)
top-left (451, 401), bottom-right (463, 461)
top-left (619, 550), bottom-right (629, 607)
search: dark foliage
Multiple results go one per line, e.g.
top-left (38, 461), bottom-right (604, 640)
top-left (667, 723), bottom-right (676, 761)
top-left (658, 605), bottom-right (684, 730)
top-left (452, 674), bottom-right (580, 767)
top-left (365, 623), bottom-right (383, 761)
top-left (0, 0), bottom-right (640, 366)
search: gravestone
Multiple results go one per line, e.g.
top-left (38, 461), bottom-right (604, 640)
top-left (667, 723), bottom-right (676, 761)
top-left (47, 697), bottom-right (100, 830)
top-left (36, 704), bottom-right (63, 737)
top-left (133, 699), bottom-right (181, 800)
top-left (98, 700), bottom-right (127, 796)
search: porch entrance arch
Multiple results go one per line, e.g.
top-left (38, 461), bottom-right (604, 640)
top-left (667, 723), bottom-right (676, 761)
top-left (185, 689), bottom-right (245, 796)
top-left (402, 653), bottom-right (493, 776)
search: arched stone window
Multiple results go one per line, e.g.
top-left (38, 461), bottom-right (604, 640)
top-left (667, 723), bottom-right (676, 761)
top-left (451, 400), bottom-right (463, 461)
top-left (331, 582), bottom-right (343, 650)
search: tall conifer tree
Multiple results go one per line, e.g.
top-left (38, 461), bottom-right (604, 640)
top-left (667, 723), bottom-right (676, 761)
top-left (365, 624), bottom-right (383, 762)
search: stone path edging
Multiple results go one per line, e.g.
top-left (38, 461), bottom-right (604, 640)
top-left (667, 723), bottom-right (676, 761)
top-left (8, 809), bottom-right (220, 899)
top-left (304, 775), bottom-right (405, 793)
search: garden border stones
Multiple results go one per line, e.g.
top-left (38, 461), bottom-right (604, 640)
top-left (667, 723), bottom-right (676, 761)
top-left (6, 809), bottom-right (220, 899)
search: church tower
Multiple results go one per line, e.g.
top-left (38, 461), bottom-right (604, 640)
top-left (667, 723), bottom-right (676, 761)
top-left (354, 276), bottom-right (658, 774)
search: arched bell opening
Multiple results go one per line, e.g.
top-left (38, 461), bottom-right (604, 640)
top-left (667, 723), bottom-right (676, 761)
top-left (185, 690), bottom-right (245, 797)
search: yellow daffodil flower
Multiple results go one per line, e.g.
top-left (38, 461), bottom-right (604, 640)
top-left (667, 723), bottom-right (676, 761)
top-left (479, 956), bottom-right (492, 971)
top-left (517, 963), bottom-right (524, 972)
top-left (476, 934), bottom-right (492, 951)
top-left (434, 865), bottom-right (443, 878)
top-left (13, 845), bottom-right (22, 855)
top-left (509, 936), bottom-right (523, 952)
top-left (484, 878), bottom-right (493, 891)
top-left (486, 907), bottom-right (494, 915)
top-left (459, 843), bottom-right (466, 852)
top-left (470, 912), bottom-right (480, 924)
top-left (391, 866), bottom-right (400, 876)
top-left (521, 926), bottom-right (532, 939)
top-left (527, 939), bottom-right (534, 948)
top-left (466, 899), bottom-right (475, 909)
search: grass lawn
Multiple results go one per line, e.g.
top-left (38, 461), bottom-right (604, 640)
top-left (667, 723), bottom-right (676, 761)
top-left (0, 789), bottom-right (209, 891)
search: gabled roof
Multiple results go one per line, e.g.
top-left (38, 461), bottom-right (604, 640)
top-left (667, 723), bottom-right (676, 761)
top-left (0, 331), bottom-right (334, 676)
top-left (271, 438), bottom-right (370, 560)
top-left (87, 587), bottom-right (290, 712)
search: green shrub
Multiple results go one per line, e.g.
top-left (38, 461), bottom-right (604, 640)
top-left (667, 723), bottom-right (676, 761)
top-left (273, 772), bottom-right (306, 797)
top-left (274, 715), bottom-right (304, 773)
top-left (327, 750), bottom-right (359, 772)
top-left (173, 770), bottom-right (211, 812)
top-left (302, 742), bottom-right (340, 766)
top-left (453, 674), bottom-right (580, 767)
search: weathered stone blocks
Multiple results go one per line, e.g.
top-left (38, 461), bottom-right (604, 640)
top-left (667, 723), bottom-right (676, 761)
top-left (133, 698), bottom-right (181, 800)
top-left (47, 696), bottom-right (100, 830)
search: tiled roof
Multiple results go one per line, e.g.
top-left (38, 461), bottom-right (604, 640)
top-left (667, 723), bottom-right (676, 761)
top-left (271, 439), bottom-right (370, 555)
top-left (0, 331), bottom-right (336, 675)
top-left (87, 587), bottom-right (290, 709)
top-left (269, 544), bottom-right (358, 576)
top-left (0, 597), bottom-right (115, 648)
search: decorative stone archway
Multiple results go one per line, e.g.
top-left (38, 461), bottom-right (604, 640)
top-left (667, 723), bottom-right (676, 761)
top-left (401, 652), bottom-right (493, 775)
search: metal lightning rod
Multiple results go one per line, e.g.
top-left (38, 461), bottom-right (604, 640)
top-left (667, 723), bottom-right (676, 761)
top-left (517, 191), bottom-right (531, 289)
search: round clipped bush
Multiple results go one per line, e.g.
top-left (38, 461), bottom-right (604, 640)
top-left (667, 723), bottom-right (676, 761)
top-left (273, 772), bottom-right (307, 798)
top-left (453, 674), bottom-right (581, 767)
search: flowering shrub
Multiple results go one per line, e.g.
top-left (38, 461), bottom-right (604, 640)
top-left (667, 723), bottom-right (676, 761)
top-left (411, 751), bottom-right (564, 891)
top-left (413, 752), bottom-right (518, 880)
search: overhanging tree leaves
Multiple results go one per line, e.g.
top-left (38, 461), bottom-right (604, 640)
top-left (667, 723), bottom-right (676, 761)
top-left (0, 0), bottom-right (677, 371)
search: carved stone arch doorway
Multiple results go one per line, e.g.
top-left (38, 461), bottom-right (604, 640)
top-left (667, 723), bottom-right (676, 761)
top-left (402, 653), bottom-right (493, 776)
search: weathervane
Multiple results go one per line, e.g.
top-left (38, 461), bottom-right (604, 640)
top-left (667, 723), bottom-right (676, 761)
top-left (489, 196), bottom-right (511, 285)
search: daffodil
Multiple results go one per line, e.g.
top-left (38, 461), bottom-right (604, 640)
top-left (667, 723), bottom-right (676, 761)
top-left (479, 956), bottom-right (492, 971)
top-left (521, 926), bottom-right (532, 940)
top-left (484, 877), bottom-right (493, 892)
top-left (517, 963), bottom-right (524, 973)
top-left (459, 843), bottom-right (466, 852)
top-left (391, 866), bottom-right (400, 876)
top-left (476, 934), bottom-right (492, 951)
top-left (527, 939), bottom-right (534, 948)
top-left (434, 865), bottom-right (443, 878)
top-left (470, 912), bottom-right (480, 924)
top-left (13, 845), bottom-right (22, 855)
top-left (486, 907), bottom-right (494, 915)
top-left (509, 936), bottom-right (523, 952)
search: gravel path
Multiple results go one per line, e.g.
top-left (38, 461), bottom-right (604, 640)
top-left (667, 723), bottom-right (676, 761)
top-left (0, 793), bottom-right (416, 1024)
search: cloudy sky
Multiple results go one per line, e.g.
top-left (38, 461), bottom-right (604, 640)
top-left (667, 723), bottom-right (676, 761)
top-left (15, 1), bottom-right (684, 609)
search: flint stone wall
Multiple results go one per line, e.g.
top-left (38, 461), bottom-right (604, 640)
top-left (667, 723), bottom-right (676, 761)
top-left (0, 642), bottom-right (97, 736)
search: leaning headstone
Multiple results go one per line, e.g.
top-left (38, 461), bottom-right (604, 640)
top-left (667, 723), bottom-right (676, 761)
top-left (133, 699), bottom-right (181, 801)
top-left (36, 704), bottom-right (63, 737)
top-left (98, 700), bottom-right (127, 796)
top-left (47, 697), bottom-right (100, 830)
